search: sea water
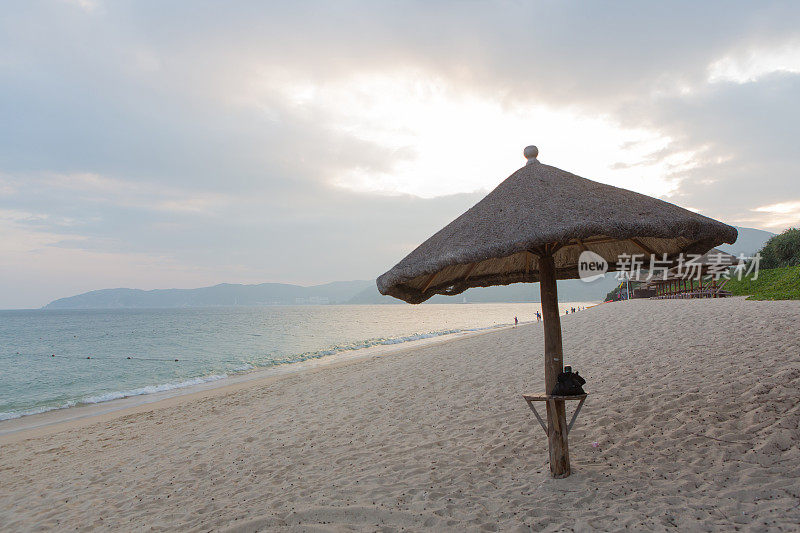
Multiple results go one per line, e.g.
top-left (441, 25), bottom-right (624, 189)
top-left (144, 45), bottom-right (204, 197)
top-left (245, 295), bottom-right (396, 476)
top-left (0, 303), bottom-right (591, 421)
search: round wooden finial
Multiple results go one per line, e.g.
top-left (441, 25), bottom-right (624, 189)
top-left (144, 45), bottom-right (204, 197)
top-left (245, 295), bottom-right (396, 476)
top-left (524, 145), bottom-right (539, 163)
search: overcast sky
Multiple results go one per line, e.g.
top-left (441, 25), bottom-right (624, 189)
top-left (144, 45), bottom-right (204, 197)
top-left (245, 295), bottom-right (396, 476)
top-left (2, 1), bottom-right (799, 308)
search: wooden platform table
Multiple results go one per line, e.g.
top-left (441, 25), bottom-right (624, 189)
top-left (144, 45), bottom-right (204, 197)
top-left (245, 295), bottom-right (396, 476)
top-left (522, 393), bottom-right (588, 436)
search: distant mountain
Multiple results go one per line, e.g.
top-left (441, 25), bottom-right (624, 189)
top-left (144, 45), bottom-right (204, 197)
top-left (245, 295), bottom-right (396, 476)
top-left (44, 280), bottom-right (375, 309)
top-left (347, 275), bottom-right (618, 304)
top-left (45, 227), bottom-right (772, 309)
top-left (46, 276), bottom-right (616, 309)
top-left (718, 226), bottom-right (775, 256)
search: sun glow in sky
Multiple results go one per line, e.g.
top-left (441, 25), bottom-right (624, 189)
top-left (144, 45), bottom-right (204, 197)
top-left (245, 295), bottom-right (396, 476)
top-left (250, 70), bottom-right (696, 200)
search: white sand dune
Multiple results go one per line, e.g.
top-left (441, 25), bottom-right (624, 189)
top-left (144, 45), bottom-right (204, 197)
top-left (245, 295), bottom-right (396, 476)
top-left (1, 297), bottom-right (799, 531)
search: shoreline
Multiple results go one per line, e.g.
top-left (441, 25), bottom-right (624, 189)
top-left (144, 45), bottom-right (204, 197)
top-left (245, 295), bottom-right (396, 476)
top-left (2, 298), bottom-right (799, 530)
top-left (0, 321), bottom-right (524, 442)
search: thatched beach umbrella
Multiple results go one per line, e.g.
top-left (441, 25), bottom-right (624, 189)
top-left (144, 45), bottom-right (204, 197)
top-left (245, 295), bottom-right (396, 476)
top-left (377, 145), bottom-right (737, 478)
top-left (644, 247), bottom-right (739, 298)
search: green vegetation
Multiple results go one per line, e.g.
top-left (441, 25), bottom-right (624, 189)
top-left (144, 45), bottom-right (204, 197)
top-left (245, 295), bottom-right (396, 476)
top-left (723, 266), bottom-right (800, 300)
top-left (724, 227), bottom-right (800, 300)
top-left (604, 280), bottom-right (644, 301)
top-left (604, 284), bottom-right (623, 302)
top-left (759, 227), bottom-right (800, 269)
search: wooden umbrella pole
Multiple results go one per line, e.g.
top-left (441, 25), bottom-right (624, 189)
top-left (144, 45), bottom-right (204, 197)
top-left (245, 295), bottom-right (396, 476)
top-left (538, 252), bottom-right (571, 478)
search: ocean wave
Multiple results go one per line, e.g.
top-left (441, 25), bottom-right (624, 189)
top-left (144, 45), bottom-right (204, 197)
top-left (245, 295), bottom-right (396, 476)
top-left (260, 323), bottom-right (512, 367)
top-left (0, 400), bottom-right (77, 422)
top-left (0, 322), bottom-right (512, 422)
top-left (0, 374), bottom-right (228, 422)
top-left (80, 374), bottom-right (229, 404)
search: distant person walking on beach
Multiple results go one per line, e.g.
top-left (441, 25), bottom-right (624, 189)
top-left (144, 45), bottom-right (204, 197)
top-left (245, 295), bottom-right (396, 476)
top-left (514, 316), bottom-right (518, 326)
top-left (536, 311), bottom-right (541, 322)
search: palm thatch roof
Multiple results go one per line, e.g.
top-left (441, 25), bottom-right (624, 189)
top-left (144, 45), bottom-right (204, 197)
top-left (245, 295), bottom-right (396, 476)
top-left (377, 146), bottom-right (738, 304)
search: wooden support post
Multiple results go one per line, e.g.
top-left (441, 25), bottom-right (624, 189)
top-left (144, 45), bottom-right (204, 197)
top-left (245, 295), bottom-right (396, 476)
top-left (538, 253), bottom-right (570, 478)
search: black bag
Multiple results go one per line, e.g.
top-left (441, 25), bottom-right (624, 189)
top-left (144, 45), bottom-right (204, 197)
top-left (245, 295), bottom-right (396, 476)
top-left (550, 366), bottom-right (586, 396)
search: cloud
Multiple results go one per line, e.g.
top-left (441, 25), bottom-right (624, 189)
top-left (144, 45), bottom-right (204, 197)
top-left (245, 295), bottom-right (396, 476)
top-left (59, 0), bottom-right (99, 12)
top-left (0, 1), bottom-right (799, 307)
top-left (751, 200), bottom-right (800, 229)
top-left (708, 42), bottom-right (800, 83)
top-left (634, 72), bottom-right (800, 228)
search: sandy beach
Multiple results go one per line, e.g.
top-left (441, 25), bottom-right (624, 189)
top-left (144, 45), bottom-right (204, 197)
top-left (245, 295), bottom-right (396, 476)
top-left (2, 297), bottom-right (799, 531)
